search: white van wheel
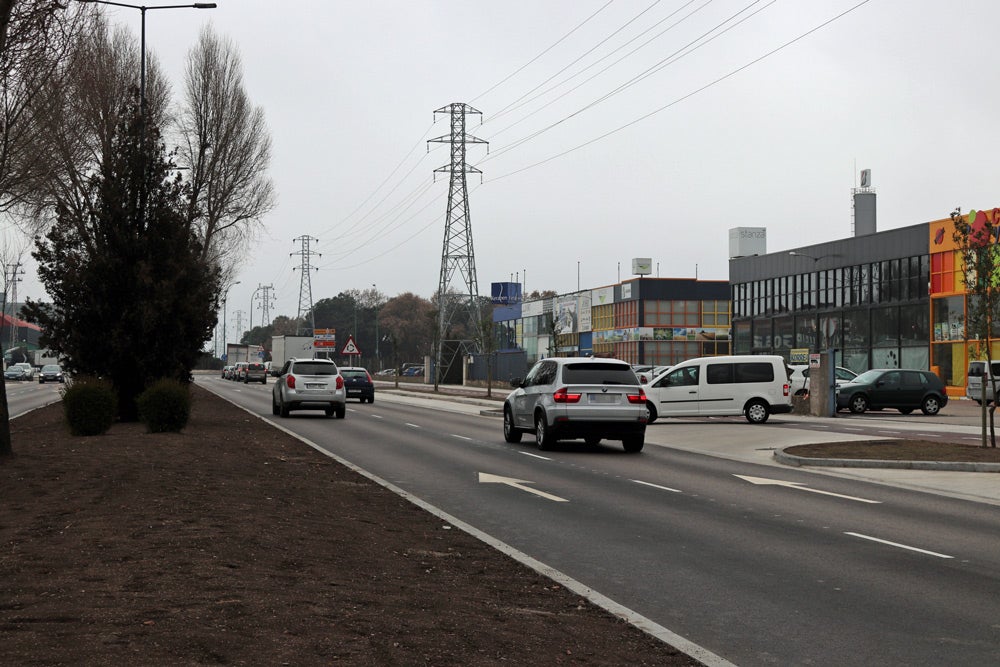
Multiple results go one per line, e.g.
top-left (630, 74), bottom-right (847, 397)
top-left (745, 399), bottom-right (770, 424)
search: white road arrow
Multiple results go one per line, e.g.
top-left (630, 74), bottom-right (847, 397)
top-left (478, 473), bottom-right (568, 502)
top-left (735, 475), bottom-right (881, 504)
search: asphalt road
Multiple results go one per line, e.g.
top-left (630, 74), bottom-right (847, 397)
top-left (113, 378), bottom-right (1000, 664)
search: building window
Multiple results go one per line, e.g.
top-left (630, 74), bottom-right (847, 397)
top-left (592, 304), bottom-right (613, 330)
top-left (932, 295), bottom-right (965, 341)
top-left (702, 300), bottom-right (730, 327)
top-left (931, 251), bottom-right (962, 294)
top-left (615, 301), bottom-right (638, 328)
top-left (734, 320), bottom-right (751, 354)
top-left (794, 314), bottom-right (817, 350)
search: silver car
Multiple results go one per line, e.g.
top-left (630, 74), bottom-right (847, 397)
top-left (271, 357), bottom-right (346, 418)
top-left (503, 357), bottom-right (648, 452)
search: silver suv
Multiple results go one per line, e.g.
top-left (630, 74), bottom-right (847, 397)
top-left (272, 357), bottom-right (346, 418)
top-left (503, 357), bottom-right (647, 452)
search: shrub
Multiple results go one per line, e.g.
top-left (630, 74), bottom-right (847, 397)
top-left (137, 378), bottom-right (191, 433)
top-left (62, 377), bottom-right (117, 436)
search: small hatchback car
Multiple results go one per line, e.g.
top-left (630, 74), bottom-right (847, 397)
top-left (503, 357), bottom-right (647, 452)
top-left (339, 367), bottom-right (375, 403)
top-left (272, 357), bottom-right (346, 418)
top-left (836, 369), bottom-right (948, 415)
top-left (243, 362), bottom-right (267, 384)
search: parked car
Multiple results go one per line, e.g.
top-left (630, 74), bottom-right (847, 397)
top-left (272, 357), bottom-right (346, 418)
top-left (13, 362), bottom-right (34, 380)
top-left (38, 364), bottom-right (64, 384)
top-left (787, 364), bottom-right (858, 396)
top-left (836, 369), bottom-right (948, 415)
top-left (340, 367), bottom-right (375, 403)
top-left (503, 357), bottom-right (647, 452)
top-left (967, 360), bottom-right (1000, 404)
top-left (631, 364), bottom-right (656, 384)
top-left (402, 366), bottom-right (423, 377)
top-left (3, 365), bottom-right (26, 381)
top-left (243, 362), bottom-right (267, 384)
top-left (642, 355), bottom-right (792, 424)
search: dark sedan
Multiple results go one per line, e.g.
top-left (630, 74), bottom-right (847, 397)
top-left (340, 367), bottom-right (375, 403)
top-left (836, 369), bottom-right (948, 415)
top-left (38, 364), bottom-right (65, 384)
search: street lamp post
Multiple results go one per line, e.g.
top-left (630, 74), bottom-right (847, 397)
top-left (221, 280), bottom-right (240, 360)
top-left (77, 1), bottom-right (216, 224)
top-left (372, 283), bottom-right (379, 368)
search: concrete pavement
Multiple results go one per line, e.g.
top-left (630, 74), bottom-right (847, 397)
top-left (374, 381), bottom-right (1000, 507)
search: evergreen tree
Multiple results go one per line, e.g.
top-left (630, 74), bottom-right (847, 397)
top-left (24, 104), bottom-right (220, 422)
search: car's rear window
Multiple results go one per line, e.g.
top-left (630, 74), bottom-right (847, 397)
top-left (341, 369), bottom-right (369, 379)
top-left (292, 362), bottom-right (337, 376)
top-left (248, 364), bottom-right (265, 371)
top-left (561, 363), bottom-right (637, 385)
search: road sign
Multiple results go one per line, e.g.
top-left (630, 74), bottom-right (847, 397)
top-left (221, 353), bottom-right (228, 362)
top-left (314, 328), bottom-right (337, 349)
top-left (341, 335), bottom-right (361, 356)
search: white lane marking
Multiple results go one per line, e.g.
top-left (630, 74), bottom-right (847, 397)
top-left (370, 414), bottom-right (384, 419)
top-left (405, 423), bottom-right (420, 428)
top-left (632, 479), bottom-right (682, 494)
top-left (479, 472), bottom-right (568, 502)
top-left (736, 475), bottom-right (881, 504)
top-left (451, 434), bottom-right (472, 441)
top-left (845, 532), bottom-right (954, 559)
top-left (520, 452), bottom-right (551, 461)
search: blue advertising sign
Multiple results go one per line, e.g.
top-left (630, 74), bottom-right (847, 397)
top-left (491, 282), bottom-right (522, 305)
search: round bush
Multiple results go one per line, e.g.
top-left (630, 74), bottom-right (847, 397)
top-left (62, 377), bottom-right (117, 436)
top-left (137, 378), bottom-right (191, 433)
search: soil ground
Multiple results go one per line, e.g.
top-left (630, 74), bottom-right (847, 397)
top-left (1, 385), bottom-right (698, 666)
top-left (2, 386), bottom-right (996, 665)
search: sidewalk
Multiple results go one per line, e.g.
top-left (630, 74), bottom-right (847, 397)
top-left (375, 382), bottom-right (1000, 507)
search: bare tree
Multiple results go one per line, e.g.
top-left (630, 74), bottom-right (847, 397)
top-left (177, 26), bottom-right (274, 274)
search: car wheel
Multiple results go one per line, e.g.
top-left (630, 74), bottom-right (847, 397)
top-left (534, 413), bottom-right (553, 451)
top-left (794, 388), bottom-right (808, 397)
top-left (324, 406), bottom-right (335, 418)
top-left (848, 394), bottom-right (868, 414)
top-left (503, 407), bottom-right (522, 443)
top-left (645, 401), bottom-right (658, 425)
top-left (271, 395), bottom-right (280, 416)
top-left (921, 395), bottom-right (942, 416)
top-left (744, 399), bottom-right (770, 424)
top-left (899, 407), bottom-right (914, 414)
top-left (622, 435), bottom-right (644, 453)
top-left (335, 404), bottom-right (346, 419)
top-left (279, 394), bottom-right (290, 418)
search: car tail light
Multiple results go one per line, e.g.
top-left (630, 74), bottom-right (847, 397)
top-left (552, 387), bottom-right (581, 403)
top-left (286, 375), bottom-right (296, 389)
top-left (365, 371), bottom-right (373, 382)
top-left (783, 383), bottom-right (790, 397)
top-left (336, 375), bottom-right (344, 390)
top-left (627, 388), bottom-right (647, 404)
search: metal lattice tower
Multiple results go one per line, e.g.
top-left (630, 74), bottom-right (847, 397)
top-left (292, 236), bottom-right (320, 335)
top-left (260, 284), bottom-right (275, 324)
top-left (428, 103), bottom-right (488, 385)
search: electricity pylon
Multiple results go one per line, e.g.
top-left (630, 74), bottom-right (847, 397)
top-left (428, 103), bottom-right (488, 387)
top-left (292, 236), bottom-right (320, 335)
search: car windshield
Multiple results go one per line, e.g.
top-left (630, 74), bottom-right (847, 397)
top-left (292, 362), bottom-right (337, 376)
top-left (851, 370), bottom-right (883, 384)
top-left (562, 363), bottom-right (637, 385)
top-left (42, 365), bottom-right (60, 372)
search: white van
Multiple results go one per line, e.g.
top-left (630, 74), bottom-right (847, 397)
top-left (967, 360), bottom-right (1000, 404)
top-left (643, 355), bottom-right (792, 424)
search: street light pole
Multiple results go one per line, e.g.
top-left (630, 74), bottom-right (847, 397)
top-left (77, 1), bottom-right (217, 225)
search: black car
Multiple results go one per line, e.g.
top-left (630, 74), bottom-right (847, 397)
top-left (339, 367), bottom-right (375, 403)
top-left (38, 364), bottom-right (64, 384)
top-left (836, 369), bottom-right (948, 415)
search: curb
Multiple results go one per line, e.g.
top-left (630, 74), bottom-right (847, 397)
top-left (774, 447), bottom-right (1000, 472)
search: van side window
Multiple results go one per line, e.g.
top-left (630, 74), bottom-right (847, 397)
top-left (734, 362), bottom-right (774, 383)
top-left (706, 363), bottom-right (733, 384)
top-left (666, 366), bottom-right (698, 387)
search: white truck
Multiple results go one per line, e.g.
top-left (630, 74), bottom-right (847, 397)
top-left (269, 335), bottom-right (315, 375)
top-left (225, 343), bottom-right (251, 365)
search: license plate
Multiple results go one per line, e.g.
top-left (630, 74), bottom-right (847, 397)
top-left (588, 393), bottom-right (617, 404)
top-left (306, 383), bottom-right (325, 389)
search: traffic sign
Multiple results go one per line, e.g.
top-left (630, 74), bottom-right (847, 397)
top-left (341, 335), bottom-right (361, 356)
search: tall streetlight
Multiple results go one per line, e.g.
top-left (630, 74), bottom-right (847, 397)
top-left (372, 283), bottom-right (379, 368)
top-left (77, 1), bottom-right (216, 224)
top-left (221, 280), bottom-right (240, 360)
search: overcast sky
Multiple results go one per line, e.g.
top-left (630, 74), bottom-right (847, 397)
top-left (12, 0), bottom-right (1000, 336)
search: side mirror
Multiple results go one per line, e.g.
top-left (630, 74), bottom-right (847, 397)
top-left (509, 377), bottom-right (523, 388)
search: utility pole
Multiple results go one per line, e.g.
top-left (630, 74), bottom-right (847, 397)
top-left (292, 236), bottom-right (320, 335)
top-left (5, 263), bottom-right (24, 349)
top-left (428, 102), bottom-right (488, 389)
